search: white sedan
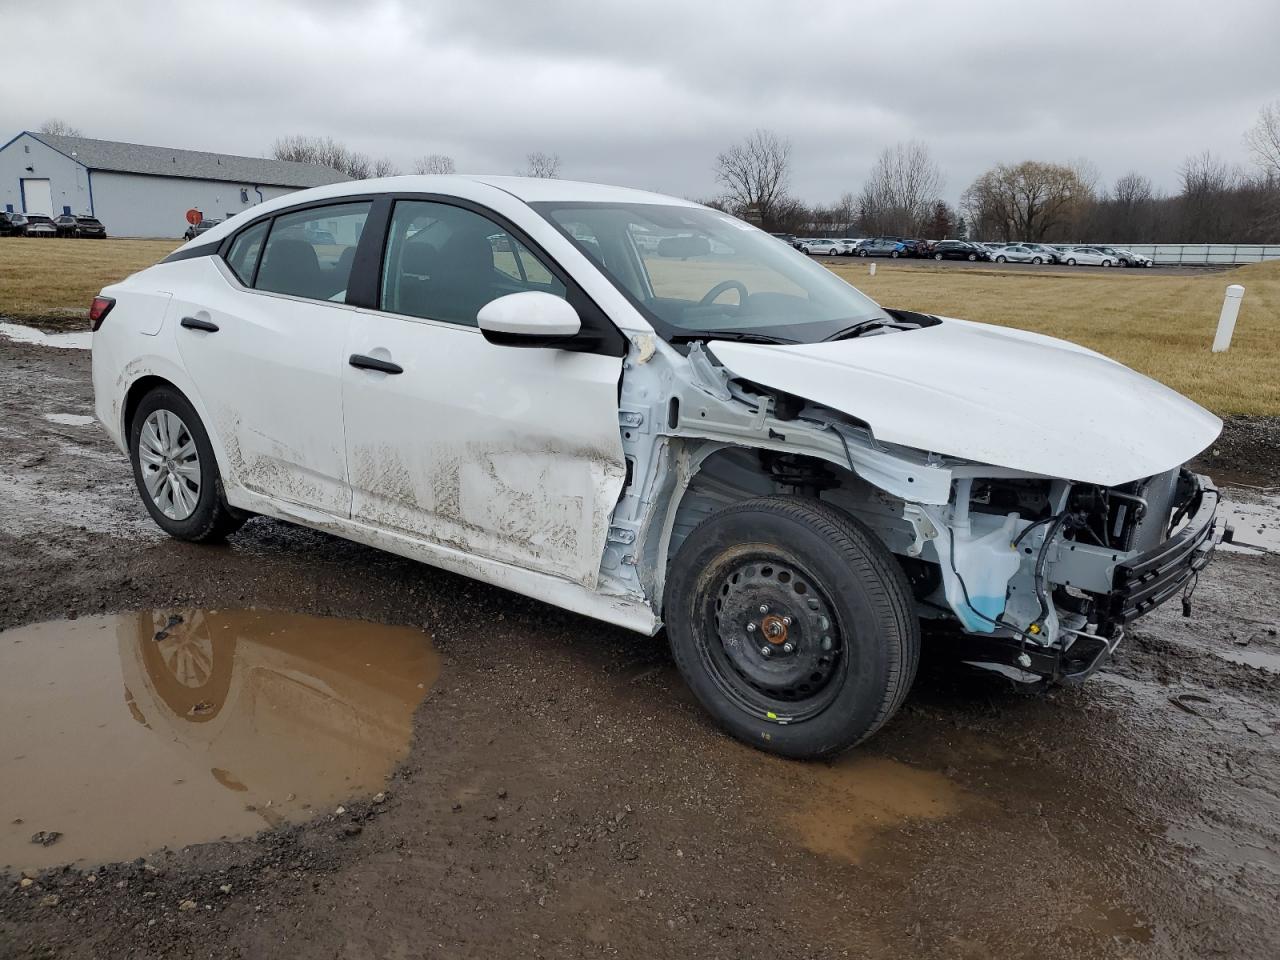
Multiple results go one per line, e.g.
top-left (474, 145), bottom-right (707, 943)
top-left (991, 244), bottom-right (1047, 264)
top-left (802, 239), bottom-right (845, 256)
top-left (91, 175), bottom-right (1225, 759)
top-left (1060, 246), bottom-right (1117, 267)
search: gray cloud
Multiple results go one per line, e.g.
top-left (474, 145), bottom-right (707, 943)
top-left (1, 0), bottom-right (1277, 204)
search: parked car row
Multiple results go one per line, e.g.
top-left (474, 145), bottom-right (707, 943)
top-left (777, 233), bottom-right (1154, 267)
top-left (0, 212), bottom-right (107, 238)
top-left (184, 218), bottom-right (223, 240)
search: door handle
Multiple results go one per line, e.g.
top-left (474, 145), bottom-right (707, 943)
top-left (180, 316), bottom-right (219, 333)
top-left (349, 353), bottom-right (403, 375)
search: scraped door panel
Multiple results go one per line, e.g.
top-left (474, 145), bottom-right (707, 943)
top-left (172, 261), bottom-right (352, 516)
top-left (341, 315), bottom-right (625, 587)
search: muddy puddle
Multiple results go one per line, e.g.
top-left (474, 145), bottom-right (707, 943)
top-left (44, 412), bottom-right (96, 427)
top-left (1220, 487), bottom-right (1280, 555)
top-left (0, 322), bottom-right (91, 350)
top-left (1, 610), bottom-right (439, 873)
top-left (786, 755), bottom-right (967, 864)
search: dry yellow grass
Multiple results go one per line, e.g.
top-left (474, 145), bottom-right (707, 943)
top-left (1, 237), bottom-right (1275, 415)
top-left (823, 259), bottom-right (1280, 417)
top-left (0, 237), bottom-right (178, 322)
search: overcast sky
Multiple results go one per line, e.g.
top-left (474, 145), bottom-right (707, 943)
top-left (2, 0), bottom-right (1278, 205)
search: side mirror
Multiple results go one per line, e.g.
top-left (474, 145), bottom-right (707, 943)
top-left (477, 291), bottom-right (581, 348)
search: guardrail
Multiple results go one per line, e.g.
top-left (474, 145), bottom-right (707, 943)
top-left (1077, 244), bottom-right (1280, 265)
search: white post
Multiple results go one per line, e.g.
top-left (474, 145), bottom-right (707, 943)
top-left (869, 262), bottom-right (877, 277)
top-left (1212, 284), bottom-right (1245, 353)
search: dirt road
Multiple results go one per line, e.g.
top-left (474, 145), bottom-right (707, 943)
top-left (2, 337), bottom-right (1278, 959)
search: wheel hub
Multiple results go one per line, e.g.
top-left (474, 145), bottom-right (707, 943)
top-left (713, 561), bottom-right (841, 703)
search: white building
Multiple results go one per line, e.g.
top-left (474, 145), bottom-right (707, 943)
top-left (0, 132), bottom-right (349, 238)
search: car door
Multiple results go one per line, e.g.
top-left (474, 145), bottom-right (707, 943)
top-left (173, 200), bottom-right (372, 517)
top-left (340, 197), bottom-right (626, 589)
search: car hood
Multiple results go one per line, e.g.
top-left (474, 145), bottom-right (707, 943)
top-left (708, 317), bottom-right (1221, 486)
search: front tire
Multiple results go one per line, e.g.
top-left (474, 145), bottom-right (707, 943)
top-left (1102, 259), bottom-right (1112, 268)
top-left (1067, 258), bottom-right (1077, 265)
top-left (665, 497), bottom-right (919, 760)
top-left (996, 255), bottom-right (1007, 263)
top-left (129, 387), bottom-right (247, 543)
top-left (857, 249), bottom-right (868, 257)
top-left (933, 252), bottom-right (943, 260)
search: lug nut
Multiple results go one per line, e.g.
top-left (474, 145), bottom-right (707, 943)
top-left (760, 646), bottom-right (772, 657)
top-left (782, 642), bottom-right (795, 654)
top-left (782, 616), bottom-right (792, 626)
top-left (746, 622), bottom-right (756, 633)
top-left (759, 604), bottom-right (769, 614)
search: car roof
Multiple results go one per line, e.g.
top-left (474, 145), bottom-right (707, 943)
top-left (186, 175), bottom-right (701, 248)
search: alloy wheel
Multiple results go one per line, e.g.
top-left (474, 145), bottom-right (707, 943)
top-left (138, 409), bottom-right (201, 520)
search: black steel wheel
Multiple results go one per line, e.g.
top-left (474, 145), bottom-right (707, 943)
top-left (666, 497), bottom-right (919, 759)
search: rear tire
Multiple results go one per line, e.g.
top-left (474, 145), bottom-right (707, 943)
top-left (129, 386), bottom-right (247, 543)
top-left (665, 497), bottom-right (919, 760)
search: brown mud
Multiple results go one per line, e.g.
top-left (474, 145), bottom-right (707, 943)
top-left (1, 337), bottom-right (1278, 959)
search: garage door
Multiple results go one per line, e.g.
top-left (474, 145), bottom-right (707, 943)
top-left (21, 178), bottom-right (53, 216)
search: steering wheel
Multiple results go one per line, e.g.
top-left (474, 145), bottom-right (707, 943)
top-left (699, 280), bottom-right (748, 307)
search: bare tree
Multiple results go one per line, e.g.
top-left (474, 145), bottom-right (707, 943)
top-left (523, 152), bottom-right (562, 178)
top-left (857, 141), bottom-right (945, 236)
top-left (961, 161), bottom-right (1093, 240)
top-left (413, 154), bottom-right (457, 175)
top-left (39, 118), bottom-right (84, 137)
top-left (270, 135), bottom-right (396, 179)
top-left (714, 129), bottom-right (793, 230)
top-left (1245, 100), bottom-right (1280, 179)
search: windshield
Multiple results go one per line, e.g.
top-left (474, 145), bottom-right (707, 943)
top-left (531, 202), bottom-right (889, 343)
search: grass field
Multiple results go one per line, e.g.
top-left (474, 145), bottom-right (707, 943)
top-left (823, 259), bottom-right (1280, 417)
top-left (0, 237), bottom-right (179, 322)
top-left (1, 236), bottom-right (1276, 415)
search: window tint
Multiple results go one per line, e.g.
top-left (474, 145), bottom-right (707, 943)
top-left (255, 202), bottom-right (371, 301)
top-left (380, 200), bottom-right (566, 326)
top-left (225, 220), bottom-right (268, 285)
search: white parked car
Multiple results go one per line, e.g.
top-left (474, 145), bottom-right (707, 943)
top-left (1060, 246), bottom-right (1116, 267)
top-left (802, 239), bottom-right (845, 257)
top-left (991, 244), bottom-right (1045, 264)
top-left (91, 176), bottom-right (1228, 759)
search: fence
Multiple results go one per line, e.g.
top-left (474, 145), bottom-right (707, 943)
top-left (1071, 244), bottom-right (1280, 266)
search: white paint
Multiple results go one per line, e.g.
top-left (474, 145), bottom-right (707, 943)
top-left (476, 291), bottom-right (581, 337)
top-left (1211, 284), bottom-right (1245, 353)
top-left (0, 322), bottom-right (91, 350)
top-left (708, 316), bottom-right (1222, 487)
top-left (45, 413), bottom-right (96, 427)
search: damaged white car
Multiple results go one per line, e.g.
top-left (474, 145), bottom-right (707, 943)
top-left (91, 176), bottom-right (1229, 759)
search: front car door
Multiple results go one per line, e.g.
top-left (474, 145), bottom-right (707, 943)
top-left (340, 197), bottom-right (626, 588)
top-left (173, 200), bottom-right (372, 516)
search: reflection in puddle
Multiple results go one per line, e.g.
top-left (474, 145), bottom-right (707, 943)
top-left (788, 755), bottom-right (963, 864)
top-left (1, 610), bottom-right (439, 872)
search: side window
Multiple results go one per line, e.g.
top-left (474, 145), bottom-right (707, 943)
top-left (225, 220), bottom-right (268, 285)
top-left (254, 202), bottom-right (371, 301)
top-left (379, 200), bottom-right (566, 326)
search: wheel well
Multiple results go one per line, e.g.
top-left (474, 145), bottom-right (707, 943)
top-left (123, 375), bottom-right (179, 437)
top-left (654, 445), bottom-right (914, 617)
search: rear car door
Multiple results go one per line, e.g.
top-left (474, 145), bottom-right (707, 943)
top-left (173, 201), bottom-right (372, 517)
top-left (340, 197), bottom-right (626, 588)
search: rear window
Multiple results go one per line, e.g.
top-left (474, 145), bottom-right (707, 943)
top-left (254, 202), bottom-right (371, 301)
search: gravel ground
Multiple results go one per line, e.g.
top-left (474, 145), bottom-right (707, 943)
top-left (2, 338), bottom-right (1278, 960)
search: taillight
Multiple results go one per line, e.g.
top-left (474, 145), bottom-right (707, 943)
top-left (89, 296), bottom-right (115, 331)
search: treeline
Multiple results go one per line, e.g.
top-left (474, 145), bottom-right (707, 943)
top-left (711, 101), bottom-right (1280, 243)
